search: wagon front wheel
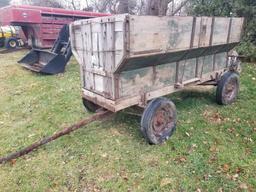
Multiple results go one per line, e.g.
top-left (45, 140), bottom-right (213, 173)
top-left (216, 72), bottom-right (239, 105)
top-left (141, 97), bottom-right (177, 144)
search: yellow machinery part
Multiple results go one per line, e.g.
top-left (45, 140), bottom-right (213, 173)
top-left (0, 26), bottom-right (17, 38)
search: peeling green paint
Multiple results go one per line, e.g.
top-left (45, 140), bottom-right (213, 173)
top-left (121, 67), bottom-right (150, 80)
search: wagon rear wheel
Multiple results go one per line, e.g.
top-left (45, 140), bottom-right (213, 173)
top-left (82, 98), bottom-right (100, 113)
top-left (216, 72), bottom-right (239, 105)
top-left (141, 97), bottom-right (177, 144)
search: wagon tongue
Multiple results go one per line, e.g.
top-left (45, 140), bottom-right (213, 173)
top-left (17, 24), bottom-right (72, 75)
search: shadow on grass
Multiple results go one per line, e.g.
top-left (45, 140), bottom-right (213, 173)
top-left (106, 86), bottom-right (218, 142)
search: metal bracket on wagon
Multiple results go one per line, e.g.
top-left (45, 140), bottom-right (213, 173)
top-left (228, 50), bottom-right (242, 73)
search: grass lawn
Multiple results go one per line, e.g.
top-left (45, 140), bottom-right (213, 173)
top-left (0, 50), bottom-right (255, 191)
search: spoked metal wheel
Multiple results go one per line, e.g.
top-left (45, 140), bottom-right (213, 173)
top-left (216, 72), bottom-right (239, 105)
top-left (141, 97), bottom-right (177, 144)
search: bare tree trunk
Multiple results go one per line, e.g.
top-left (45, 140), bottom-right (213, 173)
top-left (170, 0), bottom-right (190, 16)
top-left (117, 0), bottom-right (129, 13)
top-left (145, 0), bottom-right (158, 15)
top-left (71, 0), bottom-right (77, 10)
top-left (144, 0), bottom-right (170, 16)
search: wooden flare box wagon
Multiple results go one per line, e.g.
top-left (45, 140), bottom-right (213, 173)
top-left (70, 15), bottom-right (244, 144)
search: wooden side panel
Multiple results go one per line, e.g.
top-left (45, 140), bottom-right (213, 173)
top-left (84, 71), bottom-right (94, 90)
top-left (203, 55), bottom-right (214, 74)
top-left (229, 18), bottom-right (244, 43)
top-left (197, 57), bottom-right (204, 78)
top-left (119, 67), bottom-right (153, 98)
top-left (129, 16), bottom-right (194, 54)
top-left (119, 52), bottom-right (228, 99)
top-left (212, 18), bottom-right (230, 45)
top-left (177, 58), bottom-right (197, 83)
top-left (215, 52), bottom-right (227, 70)
top-left (114, 20), bottom-right (125, 69)
top-left (197, 17), bottom-right (212, 47)
top-left (155, 62), bottom-right (176, 86)
top-left (177, 53), bottom-right (228, 84)
top-left (183, 58), bottom-right (197, 81)
top-left (119, 62), bottom-right (177, 98)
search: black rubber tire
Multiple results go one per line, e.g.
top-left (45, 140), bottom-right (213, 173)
top-left (141, 97), bottom-right (177, 144)
top-left (82, 98), bottom-right (100, 113)
top-left (216, 72), bottom-right (239, 105)
top-left (0, 40), bottom-right (4, 47)
top-left (5, 38), bottom-right (18, 49)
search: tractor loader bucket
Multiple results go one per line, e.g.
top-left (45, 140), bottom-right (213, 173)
top-left (18, 24), bottom-right (72, 75)
top-left (18, 49), bottom-right (67, 74)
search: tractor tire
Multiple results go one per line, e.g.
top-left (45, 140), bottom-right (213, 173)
top-left (141, 97), bottom-right (177, 144)
top-left (216, 71), bottom-right (240, 105)
top-left (82, 98), bottom-right (101, 113)
top-left (0, 39), bottom-right (4, 47)
top-left (5, 38), bottom-right (18, 49)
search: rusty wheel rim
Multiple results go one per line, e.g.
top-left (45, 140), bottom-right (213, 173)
top-left (152, 105), bottom-right (175, 137)
top-left (223, 78), bottom-right (237, 102)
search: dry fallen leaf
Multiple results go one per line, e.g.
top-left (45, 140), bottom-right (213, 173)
top-left (239, 183), bottom-right (248, 189)
top-left (188, 144), bottom-right (197, 153)
top-left (203, 111), bottom-right (224, 124)
top-left (160, 178), bottom-right (172, 187)
top-left (245, 148), bottom-right (252, 155)
top-left (10, 159), bottom-right (16, 166)
top-left (179, 157), bottom-right (187, 163)
top-left (208, 154), bottom-right (218, 163)
top-left (101, 153), bottom-right (107, 158)
top-left (222, 164), bottom-right (230, 172)
top-left (244, 137), bottom-right (253, 142)
top-left (210, 145), bottom-right (218, 152)
top-left (235, 167), bottom-right (242, 174)
top-left (227, 127), bottom-right (235, 133)
top-left (174, 156), bottom-right (187, 163)
top-left (232, 174), bottom-right (239, 181)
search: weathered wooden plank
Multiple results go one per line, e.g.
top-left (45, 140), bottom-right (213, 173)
top-left (119, 67), bottom-right (154, 97)
top-left (229, 18), bottom-right (244, 43)
top-left (215, 52), bottom-right (227, 71)
top-left (212, 18), bottom-right (230, 45)
top-left (198, 17), bottom-right (212, 47)
top-left (129, 16), bottom-right (194, 54)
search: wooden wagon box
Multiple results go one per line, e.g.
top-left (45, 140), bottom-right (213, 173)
top-left (70, 15), bottom-right (244, 112)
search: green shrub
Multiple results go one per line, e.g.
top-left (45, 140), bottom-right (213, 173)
top-left (237, 42), bottom-right (256, 62)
